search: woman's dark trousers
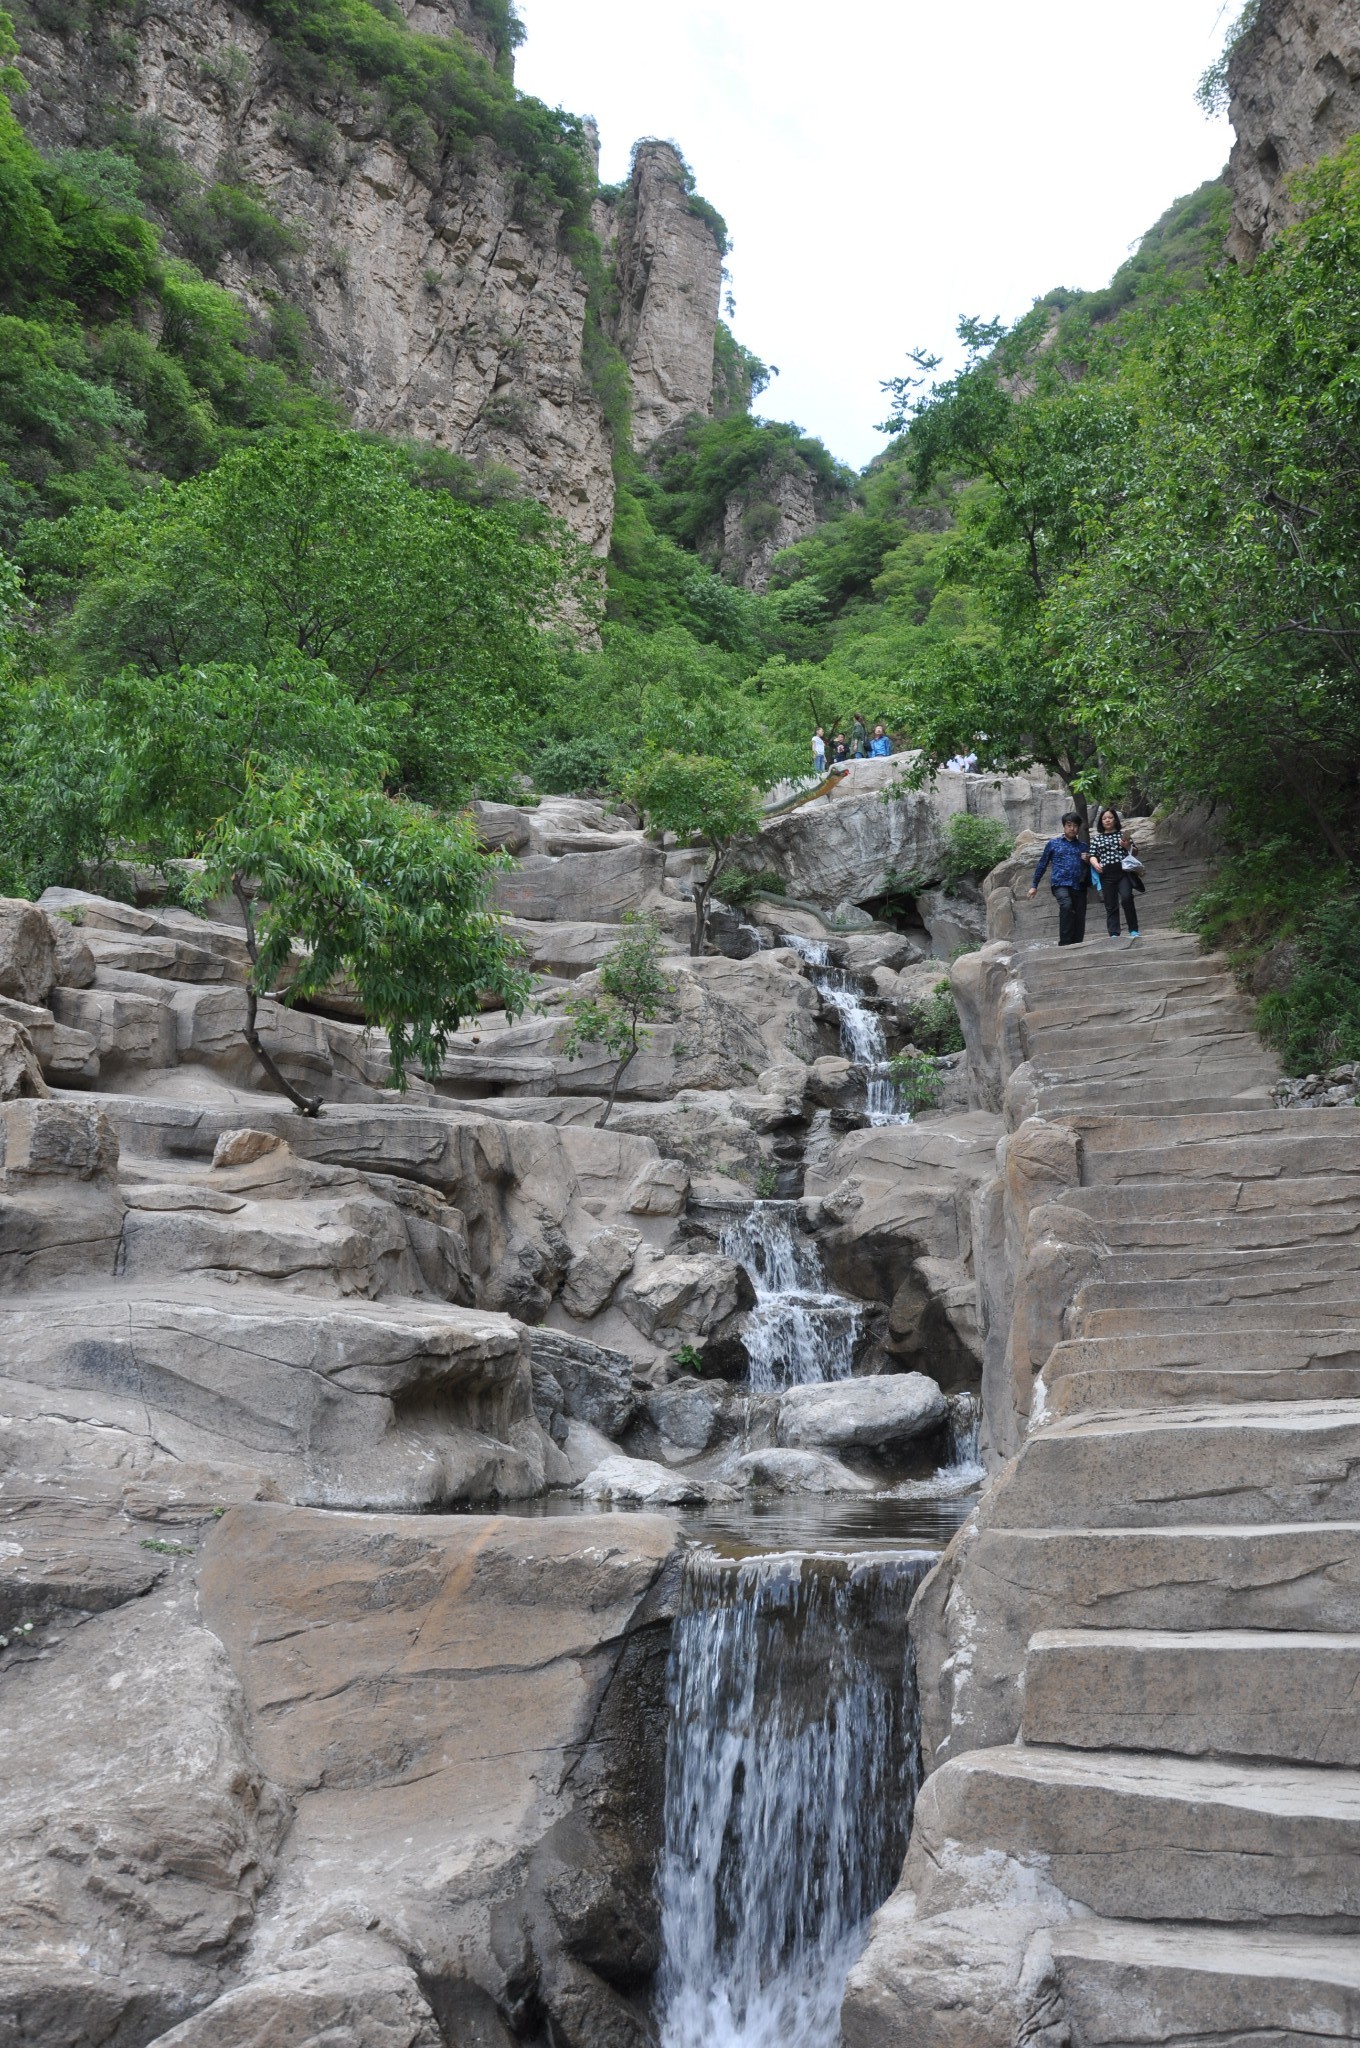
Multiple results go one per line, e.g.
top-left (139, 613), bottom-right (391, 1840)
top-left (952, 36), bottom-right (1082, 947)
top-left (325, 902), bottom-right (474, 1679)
top-left (1103, 874), bottom-right (1139, 937)
top-left (1054, 885), bottom-right (1087, 946)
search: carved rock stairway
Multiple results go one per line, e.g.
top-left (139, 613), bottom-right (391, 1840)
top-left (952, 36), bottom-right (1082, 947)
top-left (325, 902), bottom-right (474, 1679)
top-left (843, 832), bottom-right (1360, 2047)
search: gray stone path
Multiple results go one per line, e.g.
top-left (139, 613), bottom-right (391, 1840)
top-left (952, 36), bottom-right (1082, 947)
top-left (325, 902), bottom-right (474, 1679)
top-left (843, 823), bottom-right (1360, 2046)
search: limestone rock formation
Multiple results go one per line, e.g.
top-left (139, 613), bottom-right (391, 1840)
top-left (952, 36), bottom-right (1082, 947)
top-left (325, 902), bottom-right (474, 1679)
top-left (596, 141), bottom-right (724, 449)
top-left (12, 10), bottom-right (727, 557)
top-left (1226, 0), bottom-right (1360, 262)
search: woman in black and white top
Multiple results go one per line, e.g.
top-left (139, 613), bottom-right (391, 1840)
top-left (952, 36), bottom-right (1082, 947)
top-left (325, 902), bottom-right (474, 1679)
top-left (1089, 806), bottom-right (1141, 940)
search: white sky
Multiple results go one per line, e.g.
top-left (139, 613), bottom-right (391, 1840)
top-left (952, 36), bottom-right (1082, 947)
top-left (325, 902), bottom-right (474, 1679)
top-left (514, 0), bottom-right (1236, 468)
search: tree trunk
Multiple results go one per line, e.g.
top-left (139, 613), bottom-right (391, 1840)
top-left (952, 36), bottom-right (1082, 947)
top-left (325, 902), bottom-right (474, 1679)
top-left (243, 986), bottom-right (324, 1117)
top-left (690, 845), bottom-right (726, 957)
top-left (233, 874), bottom-right (323, 1117)
top-left (598, 1042), bottom-right (637, 1128)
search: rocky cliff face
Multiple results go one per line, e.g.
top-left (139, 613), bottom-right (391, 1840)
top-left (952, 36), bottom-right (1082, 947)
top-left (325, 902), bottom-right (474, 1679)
top-left (12, 3), bottom-right (723, 554)
top-left (595, 140), bottom-right (724, 450)
top-left (1226, 0), bottom-right (1360, 261)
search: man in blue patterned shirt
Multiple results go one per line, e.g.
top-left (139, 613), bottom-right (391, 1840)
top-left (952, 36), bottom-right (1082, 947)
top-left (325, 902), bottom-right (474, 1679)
top-left (1027, 813), bottom-right (1090, 946)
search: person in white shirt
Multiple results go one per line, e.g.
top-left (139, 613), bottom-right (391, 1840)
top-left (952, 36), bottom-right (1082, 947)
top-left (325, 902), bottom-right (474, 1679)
top-left (812, 727), bottom-right (826, 774)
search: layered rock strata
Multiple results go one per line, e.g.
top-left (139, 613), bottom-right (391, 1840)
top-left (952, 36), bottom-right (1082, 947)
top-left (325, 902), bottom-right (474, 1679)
top-left (843, 817), bottom-right (1360, 2046)
top-left (13, 11), bottom-right (725, 552)
top-left (1226, 0), bottom-right (1360, 262)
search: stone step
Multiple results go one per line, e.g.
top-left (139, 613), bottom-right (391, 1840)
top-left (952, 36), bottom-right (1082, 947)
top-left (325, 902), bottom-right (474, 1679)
top-left (1066, 1206), bottom-right (1360, 1255)
top-left (1029, 1081), bottom-right (1278, 1121)
top-left (1049, 1919), bottom-right (1360, 2046)
top-left (1022, 1627), bottom-right (1360, 1765)
top-left (1040, 1331), bottom-right (1360, 1414)
top-left (913, 1743), bottom-right (1360, 1925)
top-left (993, 1403), bottom-right (1360, 1530)
top-left (1075, 1283), bottom-right (1360, 1338)
top-left (1024, 1021), bottom-right (1264, 1061)
top-left (960, 1521), bottom-right (1360, 1652)
top-left (1091, 1240), bottom-right (1360, 1283)
top-left (1060, 1177), bottom-right (1360, 1224)
top-left (1023, 994), bottom-right (1247, 1035)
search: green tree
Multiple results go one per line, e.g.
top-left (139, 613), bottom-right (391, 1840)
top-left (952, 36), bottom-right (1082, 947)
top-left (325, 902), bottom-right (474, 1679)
top-left (193, 771), bottom-right (528, 1115)
top-left (560, 912), bottom-right (671, 1126)
top-left (60, 429), bottom-right (576, 798)
top-left (625, 749), bottom-right (763, 955)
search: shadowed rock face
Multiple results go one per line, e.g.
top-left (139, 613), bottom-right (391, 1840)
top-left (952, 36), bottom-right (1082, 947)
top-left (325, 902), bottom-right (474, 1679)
top-left (1226, 0), bottom-right (1360, 263)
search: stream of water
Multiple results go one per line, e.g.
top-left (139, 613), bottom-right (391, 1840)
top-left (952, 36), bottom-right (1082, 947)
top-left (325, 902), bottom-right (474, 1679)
top-left (779, 933), bottom-right (909, 1126)
top-left (656, 1549), bottom-right (931, 2048)
top-left (718, 1202), bottom-right (859, 1392)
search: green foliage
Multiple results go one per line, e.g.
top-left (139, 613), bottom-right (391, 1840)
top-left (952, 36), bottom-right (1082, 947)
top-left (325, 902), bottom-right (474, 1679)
top-left (713, 866), bottom-right (785, 907)
top-left (625, 749), bottom-right (763, 955)
top-left (0, 30), bottom-right (330, 544)
top-left (1197, 2), bottom-right (1261, 116)
top-left (939, 812), bottom-right (1014, 887)
top-left (561, 911), bottom-right (671, 1123)
top-left (886, 1049), bottom-right (943, 1110)
top-left (1255, 898), bottom-right (1360, 1074)
top-left (900, 980), bottom-right (965, 1057)
top-left (194, 770), bottom-right (528, 1093)
top-left (58, 428), bottom-right (574, 798)
top-left (711, 320), bottom-right (771, 418)
top-left (673, 1342), bottom-right (705, 1375)
top-left (236, 0), bottom-right (585, 212)
top-left (646, 413), bottom-right (849, 558)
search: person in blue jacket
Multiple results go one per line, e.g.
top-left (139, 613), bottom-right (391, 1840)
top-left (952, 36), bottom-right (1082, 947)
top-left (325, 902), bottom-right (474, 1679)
top-left (1027, 812), bottom-right (1091, 946)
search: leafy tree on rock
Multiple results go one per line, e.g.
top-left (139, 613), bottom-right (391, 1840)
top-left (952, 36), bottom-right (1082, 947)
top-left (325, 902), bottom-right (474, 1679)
top-left (193, 771), bottom-right (529, 1115)
top-left (560, 912), bottom-right (671, 1126)
top-left (625, 750), bottom-right (763, 956)
top-left (60, 429), bottom-right (578, 799)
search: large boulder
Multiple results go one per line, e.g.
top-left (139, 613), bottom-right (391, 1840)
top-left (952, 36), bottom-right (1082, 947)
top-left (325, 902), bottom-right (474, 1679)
top-left (618, 1252), bottom-right (754, 1345)
top-left (0, 897), bottom-right (56, 1007)
top-left (0, 1020), bottom-right (50, 1102)
top-left (489, 841), bottom-right (664, 922)
top-left (774, 1372), bottom-right (947, 1452)
top-left (193, 1506), bottom-right (680, 2047)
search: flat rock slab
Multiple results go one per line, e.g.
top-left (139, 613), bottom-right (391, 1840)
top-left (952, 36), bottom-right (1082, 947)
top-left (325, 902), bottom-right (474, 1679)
top-left (0, 1286), bottom-right (541, 1511)
top-left (0, 1494), bottom-right (168, 1628)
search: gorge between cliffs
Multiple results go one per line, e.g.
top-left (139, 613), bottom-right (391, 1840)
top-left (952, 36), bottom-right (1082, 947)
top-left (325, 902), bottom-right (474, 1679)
top-left (3, 0), bottom-right (1360, 2044)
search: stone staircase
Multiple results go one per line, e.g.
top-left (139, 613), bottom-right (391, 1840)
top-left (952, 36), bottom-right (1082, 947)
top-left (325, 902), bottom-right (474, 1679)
top-left (843, 829), bottom-right (1360, 2046)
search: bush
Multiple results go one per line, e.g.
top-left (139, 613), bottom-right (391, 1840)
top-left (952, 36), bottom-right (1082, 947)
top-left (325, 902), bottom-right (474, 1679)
top-left (1255, 896), bottom-right (1360, 1073)
top-left (901, 979), bottom-right (965, 1055)
top-left (713, 866), bottom-right (785, 906)
top-left (939, 812), bottom-right (1014, 887)
top-left (887, 1050), bottom-right (943, 1110)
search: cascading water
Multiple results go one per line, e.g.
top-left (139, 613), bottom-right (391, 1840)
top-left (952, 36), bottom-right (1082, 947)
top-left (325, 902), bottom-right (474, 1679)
top-left (655, 1550), bottom-right (931, 2048)
top-left (719, 1203), bottom-right (860, 1391)
top-left (781, 933), bottom-right (909, 1127)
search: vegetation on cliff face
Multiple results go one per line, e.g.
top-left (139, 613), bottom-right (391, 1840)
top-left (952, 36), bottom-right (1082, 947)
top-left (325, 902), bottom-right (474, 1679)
top-left (4, 0), bottom-right (1359, 1070)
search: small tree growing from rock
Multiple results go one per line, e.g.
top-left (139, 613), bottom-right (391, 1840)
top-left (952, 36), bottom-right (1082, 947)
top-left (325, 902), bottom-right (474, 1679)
top-left (625, 751), bottom-right (762, 955)
top-left (561, 913), bottom-right (671, 1127)
top-left (194, 771), bottom-right (528, 1116)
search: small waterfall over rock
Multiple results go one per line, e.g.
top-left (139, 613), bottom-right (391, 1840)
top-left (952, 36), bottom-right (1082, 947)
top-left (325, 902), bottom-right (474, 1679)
top-left (781, 933), bottom-right (909, 1127)
top-left (720, 1203), bottom-right (860, 1391)
top-left (656, 1550), bottom-right (930, 2048)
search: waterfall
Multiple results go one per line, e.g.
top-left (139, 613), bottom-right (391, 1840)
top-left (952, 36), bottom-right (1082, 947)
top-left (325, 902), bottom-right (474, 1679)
top-left (720, 1203), bottom-right (860, 1392)
top-left (781, 936), bottom-right (909, 1127)
top-left (656, 1550), bottom-right (930, 2048)
top-left (945, 1392), bottom-right (983, 1476)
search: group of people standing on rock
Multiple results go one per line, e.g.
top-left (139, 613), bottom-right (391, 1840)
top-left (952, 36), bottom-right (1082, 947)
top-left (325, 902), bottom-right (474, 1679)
top-left (1029, 806), bottom-right (1146, 946)
top-left (811, 716), bottom-right (893, 771)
